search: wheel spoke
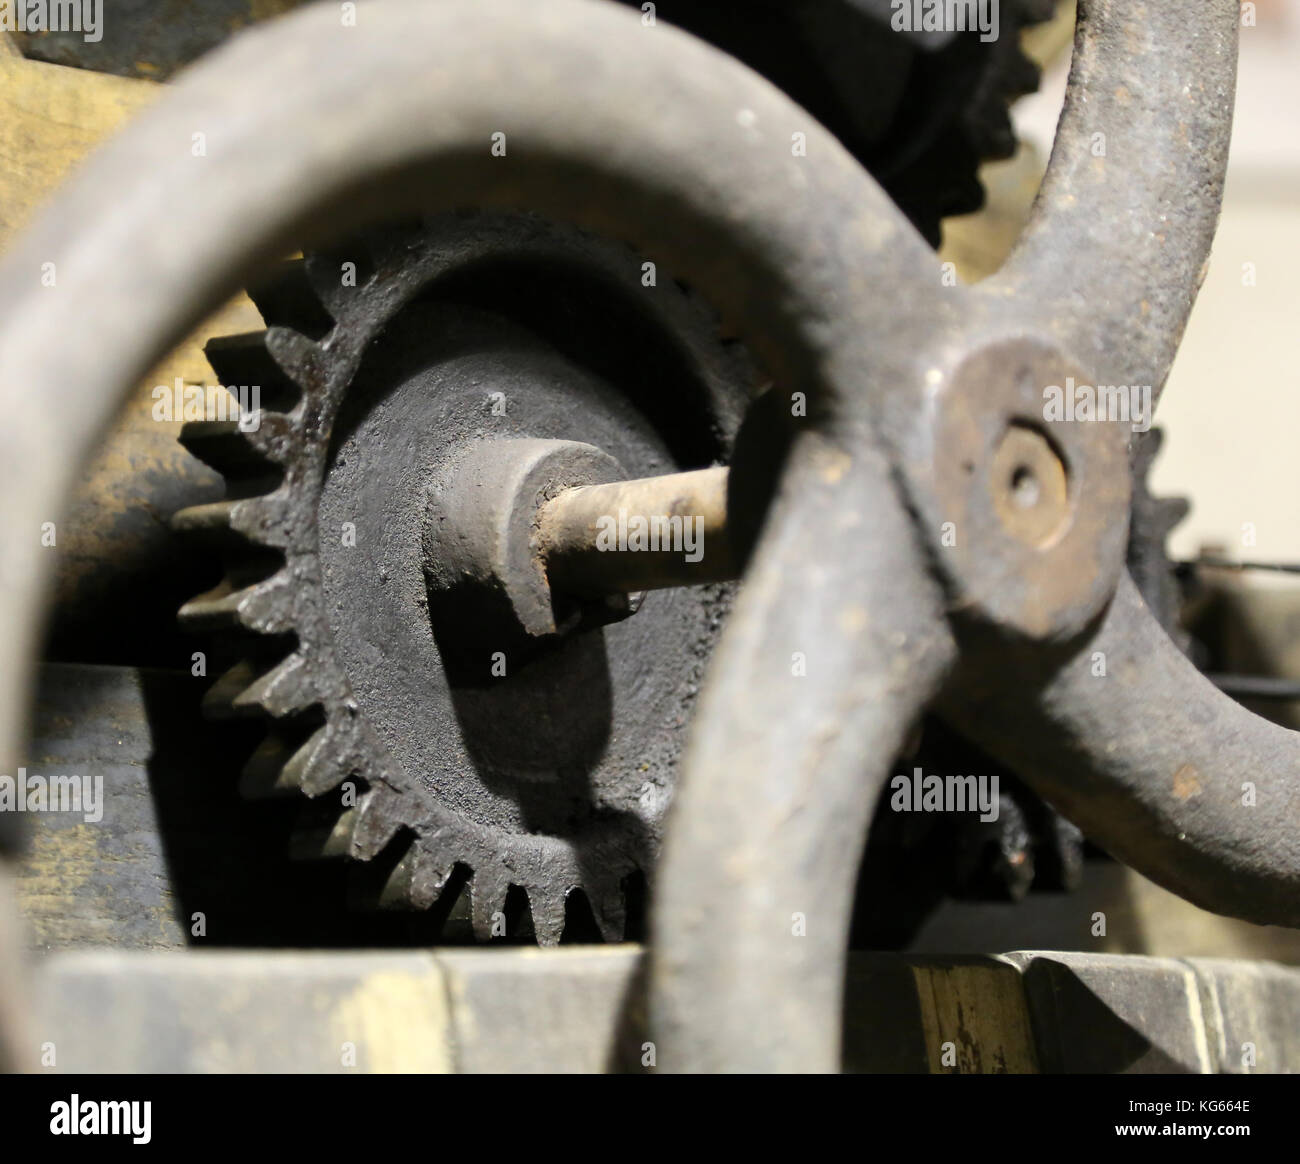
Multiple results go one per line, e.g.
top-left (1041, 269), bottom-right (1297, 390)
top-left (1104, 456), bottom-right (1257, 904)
top-left (976, 0), bottom-right (1238, 405)
top-left (942, 574), bottom-right (1300, 927)
top-left (651, 431), bottom-right (955, 1072)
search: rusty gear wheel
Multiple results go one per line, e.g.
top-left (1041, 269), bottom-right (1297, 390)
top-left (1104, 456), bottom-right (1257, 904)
top-left (176, 213), bottom-right (754, 943)
top-left (170, 2), bottom-right (1056, 948)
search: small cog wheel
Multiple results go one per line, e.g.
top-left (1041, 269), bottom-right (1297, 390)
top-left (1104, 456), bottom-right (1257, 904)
top-left (176, 213), bottom-right (755, 943)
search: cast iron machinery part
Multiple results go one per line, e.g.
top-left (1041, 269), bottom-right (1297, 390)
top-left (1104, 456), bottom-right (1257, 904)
top-left (0, 0), bottom-right (1279, 1075)
top-left (174, 213), bottom-right (753, 943)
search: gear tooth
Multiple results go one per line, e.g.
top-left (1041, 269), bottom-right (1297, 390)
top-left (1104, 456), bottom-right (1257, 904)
top-left (239, 732), bottom-right (314, 799)
top-left (318, 808), bottom-right (359, 858)
top-left (173, 493), bottom-right (290, 550)
top-left (179, 418), bottom-right (289, 485)
top-left (203, 329), bottom-right (316, 412)
top-left (231, 491), bottom-right (295, 550)
top-left (263, 324), bottom-right (324, 382)
top-left (290, 785), bottom-right (400, 860)
top-left (203, 330), bottom-right (280, 387)
top-left (376, 844), bottom-right (421, 909)
top-left (293, 727), bottom-right (352, 797)
top-left (1132, 426), bottom-right (1166, 477)
top-left (170, 500), bottom-right (257, 553)
top-left (1153, 496), bottom-right (1191, 539)
top-left (178, 577), bottom-right (243, 630)
top-left (1001, 47), bottom-right (1042, 99)
top-left (231, 652), bottom-right (314, 718)
top-left (470, 871), bottom-right (510, 941)
top-left (247, 258), bottom-right (335, 340)
top-left (290, 803), bottom-right (358, 860)
top-left (379, 843), bottom-right (455, 911)
top-left (178, 571), bottom-right (293, 635)
top-left (280, 727), bottom-right (332, 790)
top-left (201, 658), bottom-right (262, 719)
top-left (942, 163), bottom-right (987, 220)
top-left (347, 785), bottom-right (403, 858)
top-left (527, 884), bottom-right (567, 947)
top-left (968, 105), bottom-right (1017, 163)
top-left (237, 570), bottom-right (295, 634)
top-left (589, 884), bottom-right (628, 943)
top-left (171, 498), bottom-right (238, 535)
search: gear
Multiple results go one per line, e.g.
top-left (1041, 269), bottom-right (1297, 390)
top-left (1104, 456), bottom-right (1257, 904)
top-left (864, 0), bottom-right (1059, 239)
top-left (176, 213), bottom-right (754, 943)
top-left (613, 0), bottom-right (1057, 244)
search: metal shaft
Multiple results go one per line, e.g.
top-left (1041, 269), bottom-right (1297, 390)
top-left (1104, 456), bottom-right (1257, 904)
top-left (538, 466), bottom-right (736, 596)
